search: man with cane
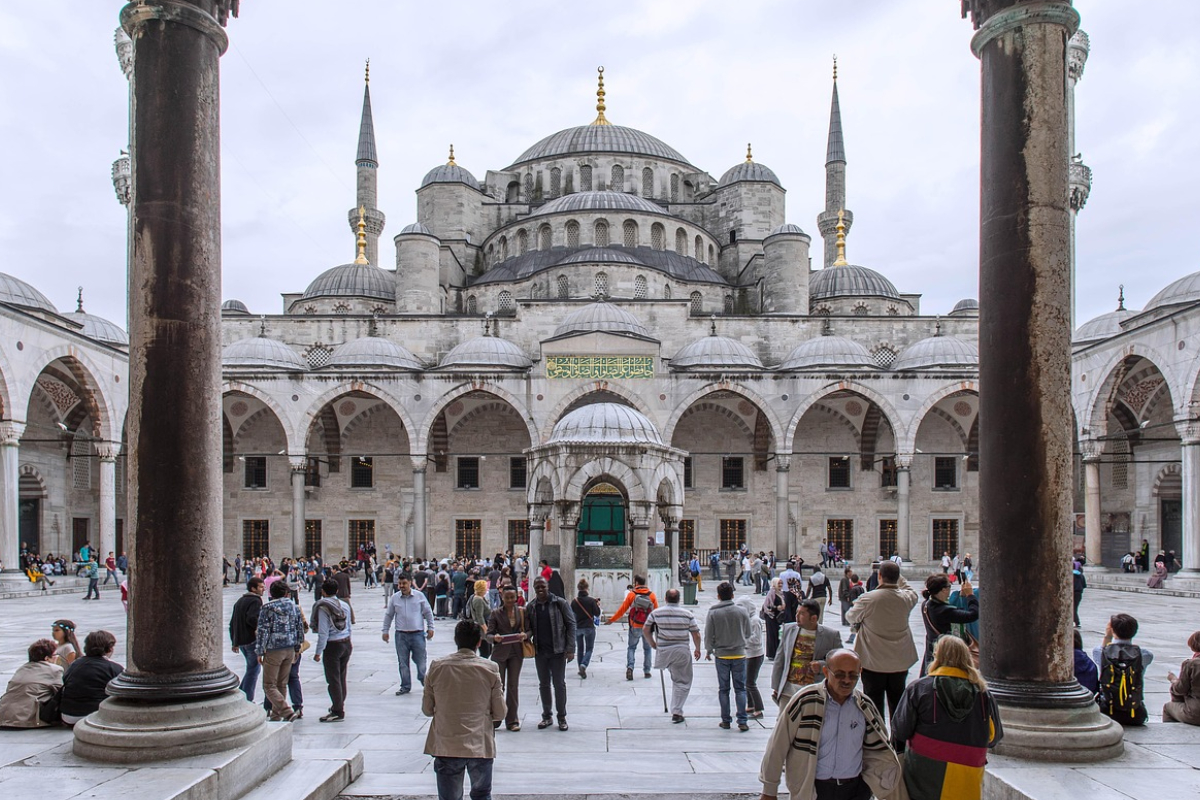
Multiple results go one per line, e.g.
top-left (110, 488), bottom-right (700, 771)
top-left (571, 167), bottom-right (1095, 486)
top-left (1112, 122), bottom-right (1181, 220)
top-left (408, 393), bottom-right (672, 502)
top-left (642, 588), bottom-right (701, 723)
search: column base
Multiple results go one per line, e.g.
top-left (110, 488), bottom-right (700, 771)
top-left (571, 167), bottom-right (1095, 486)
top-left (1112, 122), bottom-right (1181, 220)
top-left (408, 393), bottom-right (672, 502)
top-left (991, 690), bottom-right (1124, 762)
top-left (73, 689), bottom-right (269, 764)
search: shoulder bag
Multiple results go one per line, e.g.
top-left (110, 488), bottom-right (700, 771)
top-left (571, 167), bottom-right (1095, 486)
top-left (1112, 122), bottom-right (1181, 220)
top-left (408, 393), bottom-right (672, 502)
top-left (520, 608), bottom-right (536, 658)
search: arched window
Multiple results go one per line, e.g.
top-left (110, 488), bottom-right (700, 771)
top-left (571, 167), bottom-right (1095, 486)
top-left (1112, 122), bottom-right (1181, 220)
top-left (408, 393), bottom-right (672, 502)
top-left (623, 219), bottom-right (638, 248)
top-left (557, 275), bottom-right (569, 299)
top-left (651, 223), bottom-right (665, 251)
top-left (670, 174), bottom-right (679, 202)
top-left (611, 164), bottom-right (624, 192)
top-left (663, 284), bottom-right (672, 300)
top-left (707, 244), bottom-right (714, 265)
top-left (642, 167), bottom-right (654, 197)
top-left (634, 275), bottom-right (648, 299)
top-left (580, 165), bottom-right (593, 192)
top-left (517, 229), bottom-right (528, 254)
top-left (675, 228), bottom-right (687, 253)
top-left (466, 295), bottom-right (477, 315)
top-left (498, 291), bottom-right (514, 314)
top-left (694, 235), bottom-right (702, 259)
top-left (531, 283), bottom-right (542, 299)
top-left (538, 224), bottom-right (552, 251)
top-left (550, 167), bottom-right (562, 198)
top-left (595, 272), bottom-right (609, 297)
top-left (853, 304), bottom-right (869, 316)
top-left (333, 303), bottom-right (350, 315)
top-left (594, 220), bottom-right (609, 247)
top-left (566, 220), bottom-right (580, 248)
top-left (487, 244), bottom-right (495, 263)
top-left (523, 174), bottom-right (533, 202)
top-left (500, 235), bottom-right (508, 261)
top-left (689, 291), bottom-right (702, 315)
top-left (724, 295), bottom-right (735, 314)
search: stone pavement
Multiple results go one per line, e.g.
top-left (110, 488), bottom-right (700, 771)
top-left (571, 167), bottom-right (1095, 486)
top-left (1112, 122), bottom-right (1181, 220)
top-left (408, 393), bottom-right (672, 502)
top-left (0, 576), bottom-right (1197, 799)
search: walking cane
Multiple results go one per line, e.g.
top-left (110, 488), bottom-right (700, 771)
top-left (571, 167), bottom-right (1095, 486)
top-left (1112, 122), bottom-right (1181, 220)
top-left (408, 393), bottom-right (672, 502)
top-left (660, 667), bottom-right (668, 714)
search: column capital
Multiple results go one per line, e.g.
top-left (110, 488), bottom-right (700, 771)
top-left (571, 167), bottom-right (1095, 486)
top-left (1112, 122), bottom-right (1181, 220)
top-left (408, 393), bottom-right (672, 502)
top-left (894, 452), bottom-right (914, 469)
top-left (0, 421), bottom-right (25, 446)
top-left (121, 1), bottom-right (234, 54)
top-left (968, 2), bottom-right (1079, 56)
top-left (773, 453), bottom-right (791, 471)
top-left (1176, 418), bottom-right (1200, 445)
top-left (1079, 438), bottom-right (1104, 461)
top-left (287, 455), bottom-right (308, 472)
top-left (96, 444), bottom-right (119, 462)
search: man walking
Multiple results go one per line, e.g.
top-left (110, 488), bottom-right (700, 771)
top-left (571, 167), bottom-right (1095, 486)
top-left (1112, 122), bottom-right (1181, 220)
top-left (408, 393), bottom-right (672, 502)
top-left (312, 578), bottom-right (353, 723)
top-left (606, 575), bottom-right (658, 680)
top-left (844, 560), bottom-right (919, 722)
top-left (705, 581), bottom-right (753, 732)
top-left (83, 559), bottom-right (100, 600)
top-left (528, 576), bottom-right (575, 730)
top-left (382, 573), bottom-right (435, 696)
top-left (103, 552), bottom-right (119, 585)
top-left (643, 587), bottom-right (701, 723)
top-left (758, 649), bottom-right (903, 800)
top-left (423, 620), bottom-right (506, 800)
top-left (771, 598), bottom-right (843, 706)
top-left (255, 580), bottom-right (305, 721)
top-left (333, 564), bottom-right (352, 600)
top-left (230, 576), bottom-right (264, 700)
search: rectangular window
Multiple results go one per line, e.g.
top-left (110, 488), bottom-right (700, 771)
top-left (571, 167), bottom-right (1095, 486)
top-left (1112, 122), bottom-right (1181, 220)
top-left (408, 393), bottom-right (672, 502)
top-left (304, 519), bottom-right (322, 559)
top-left (72, 518), bottom-right (89, 557)
top-left (683, 457), bottom-right (693, 489)
top-left (457, 457), bottom-right (480, 489)
top-left (509, 457), bottom-right (527, 490)
top-left (304, 457), bottom-right (322, 488)
top-left (456, 519), bottom-right (482, 558)
top-left (350, 457), bottom-right (374, 489)
top-left (880, 457), bottom-right (898, 488)
top-left (678, 519), bottom-right (696, 552)
top-left (719, 519), bottom-right (746, 553)
top-left (878, 519), bottom-right (898, 559)
top-left (348, 519), bottom-right (374, 555)
top-left (828, 457), bottom-right (851, 489)
top-left (243, 456), bottom-right (267, 489)
top-left (721, 456), bottom-right (744, 490)
top-left (826, 519), bottom-right (854, 560)
top-left (932, 519), bottom-right (959, 558)
top-left (507, 519), bottom-right (529, 550)
top-left (72, 437), bottom-right (91, 489)
top-left (242, 519), bottom-right (269, 558)
top-left (934, 457), bottom-right (958, 490)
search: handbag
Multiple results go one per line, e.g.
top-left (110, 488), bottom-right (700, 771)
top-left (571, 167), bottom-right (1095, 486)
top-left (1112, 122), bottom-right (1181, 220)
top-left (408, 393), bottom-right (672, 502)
top-left (519, 608), bottom-right (536, 658)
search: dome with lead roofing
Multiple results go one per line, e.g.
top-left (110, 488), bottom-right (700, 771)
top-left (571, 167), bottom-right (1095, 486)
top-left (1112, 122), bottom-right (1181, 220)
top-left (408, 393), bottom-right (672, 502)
top-left (809, 265), bottom-right (900, 302)
top-left (767, 224), bottom-right (808, 238)
top-left (548, 402), bottom-right (663, 445)
top-left (440, 335), bottom-right (532, 370)
top-left (553, 302), bottom-right (651, 339)
top-left (671, 335), bottom-right (763, 370)
top-left (511, 125), bottom-right (691, 167)
top-left (779, 335), bottom-right (875, 371)
top-left (71, 310), bottom-right (128, 346)
top-left (420, 163), bottom-right (480, 191)
top-left (950, 298), bottom-right (979, 316)
top-left (329, 337), bottom-right (423, 370)
top-left (222, 337), bottom-right (305, 370)
top-left (718, 161), bottom-right (781, 187)
top-left (530, 191), bottom-right (664, 217)
top-left (398, 223), bottom-right (435, 236)
top-left (302, 262), bottom-right (396, 302)
top-left (1145, 270), bottom-right (1200, 312)
top-left (222, 299), bottom-right (251, 315)
top-left (892, 336), bottom-right (978, 370)
top-left (1074, 309), bottom-right (1134, 344)
top-left (0, 272), bottom-right (57, 313)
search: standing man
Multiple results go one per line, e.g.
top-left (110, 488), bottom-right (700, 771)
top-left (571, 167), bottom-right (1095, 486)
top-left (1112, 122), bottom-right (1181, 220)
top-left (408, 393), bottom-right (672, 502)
top-left (528, 576), bottom-right (575, 730)
top-left (312, 578), bottom-right (353, 723)
top-left (845, 560), bottom-right (918, 722)
top-left (819, 540), bottom-right (830, 568)
top-left (103, 552), bottom-right (119, 585)
top-left (688, 552), bottom-right (703, 592)
top-left (451, 562), bottom-right (469, 619)
top-left (705, 581), bottom-right (753, 732)
top-left (382, 573), bottom-right (435, 696)
top-left (758, 649), bottom-right (903, 800)
top-left (1072, 560), bottom-right (1086, 628)
top-left (771, 598), bottom-right (843, 706)
top-left (255, 580), bottom-right (305, 722)
top-left (83, 559), bottom-right (100, 600)
top-left (229, 576), bottom-right (264, 700)
top-left (606, 575), bottom-right (658, 681)
top-left (643, 587), bottom-right (702, 723)
top-left (423, 620), bottom-right (506, 800)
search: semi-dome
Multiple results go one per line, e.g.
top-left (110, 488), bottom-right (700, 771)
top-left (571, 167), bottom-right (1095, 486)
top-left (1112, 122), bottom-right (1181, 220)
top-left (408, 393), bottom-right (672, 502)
top-left (548, 402), bottom-right (663, 445)
top-left (779, 336), bottom-right (875, 370)
top-left (893, 336), bottom-right (978, 370)
top-left (559, 247), bottom-right (644, 267)
top-left (671, 335), bottom-right (763, 370)
top-left (398, 222), bottom-right (435, 236)
top-left (302, 262), bottom-right (396, 302)
top-left (767, 223), bottom-right (808, 238)
top-left (718, 161), bottom-right (781, 187)
top-left (950, 298), bottom-right (979, 316)
top-left (0, 272), bottom-right (57, 313)
top-left (440, 335), bottom-right (532, 370)
top-left (329, 337), bottom-right (423, 370)
top-left (530, 191), bottom-right (663, 217)
top-left (222, 299), bottom-right (251, 315)
top-left (71, 310), bottom-right (128, 346)
top-left (1145, 270), bottom-right (1200, 312)
top-left (420, 163), bottom-right (480, 191)
top-left (471, 246), bottom-right (727, 287)
top-left (809, 265), bottom-right (901, 301)
top-left (1074, 309), bottom-right (1134, 344)
top-left (510, 125), bottom-right (691, 167)
top-left (553, 302), bottom-right (651, 339)
top-left (222, 336), bottom-right (305, 370)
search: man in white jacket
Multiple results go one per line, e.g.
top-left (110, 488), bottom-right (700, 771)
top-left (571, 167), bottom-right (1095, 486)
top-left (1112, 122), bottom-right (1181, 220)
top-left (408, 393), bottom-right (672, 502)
top-left (844, 560), bottom-right (919, 722)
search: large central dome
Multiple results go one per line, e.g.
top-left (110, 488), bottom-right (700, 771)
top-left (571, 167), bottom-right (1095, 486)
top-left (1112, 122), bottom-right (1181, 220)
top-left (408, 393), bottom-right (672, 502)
top-left (509, 125), bottom-right (692, 168)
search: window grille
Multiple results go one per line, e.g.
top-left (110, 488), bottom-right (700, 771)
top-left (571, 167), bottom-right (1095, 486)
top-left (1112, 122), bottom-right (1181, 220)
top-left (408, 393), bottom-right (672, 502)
top-left (539, 225), bottom-right (552, 251)
top-left (348, 519), bottom-right (374, 555)
top-left (594, 220), bottom-right (609, 247)
top-left (724, 295), bottom-right (734, 314)
top-left (456, 519), bottom-right (482, 558)
top-left (243, 456), bottom-right (267, 489)
top-left (557, 275), bottom-right (569, 299)
top-left (878, 519), bottom-right (898, 559)
top-left (678, 519), bottom-right (695, 552)
top-left (523, 173), bottom-right (533, 202)
top-left (466, 295), bottom-right (477, 315)
top-left (651, 223), bottom-right (665, 251)
top-left (642, 167), bottom-right (654, 197)
top-left (827, 519), bottom-right (854, 559)
top-left (934, 457), bottom-right (958, 490)
top-left (828, 457), bottom-right (851, 489)
top-left (72, 436), bottom-right (91, 489)
top-left (457, 456), bottom-right (480, 489)
top-left (550, 167), bottom-right (562, 198)
top-left (306, 346), bottom-right (331, 369)
top-left (683, 456), bottom-right (693, 489)
top-left (508, 519), bottom-right (529, 549)
top-left (879, 457), bottom-right (898, 488)
top-left (509, 457), bottom-right (527, 489)
top-left (634, 275), bottom-right (648, 298)
top-left (242, 520), bottom-right (269, 558)
top-left (595, 272), bottom-right (609, 297)
top-left (932, 519), bottom-right (959, 557)
top-left (566, 220), bottom-right (580, 248)
top-left (304, 520), bottom-right (322, 559)
top-left (670, 174), bottom-right (679, 201)
top-left (610, 164), bottom-right (624, 191)
top-left (663, 284), bottom-right (672, 300)
top-left (350, 456), bottom-right (373, 488)
top-left (623, 220), bottom-right (638, 248)
top-left (498, 291), bottom-right (514, 313)
top-left (500, 236), bottom-right (508, 260)
top-left (517, 229), bottom-right (528, 254)
top-left (580, 165), bottom-right (593, 191)
top-left (694, 236), bottom-right (702, 259)
top-left (721, 456), bottom-right (744, 490)
top-left (689, 292), bottom-right (702, 314)
top-left (719, 519), bottom-right (746, 552)
top-left (675, 228), bottom-right (687, 253)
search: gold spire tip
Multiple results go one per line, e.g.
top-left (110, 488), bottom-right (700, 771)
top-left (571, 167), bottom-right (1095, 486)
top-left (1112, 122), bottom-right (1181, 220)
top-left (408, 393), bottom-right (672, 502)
top-left (365, 59), bottom-right (370, 84)
top-left (746, 143), bottom-right (753, 163)
top-left (833, 209), bottom-right (849, 266)
top-left (355, 205), bottom-right (369, 264)
top-left (591, 66), bottom-right (611, 126)
top-left (448, 144), bottom-right (456, 166)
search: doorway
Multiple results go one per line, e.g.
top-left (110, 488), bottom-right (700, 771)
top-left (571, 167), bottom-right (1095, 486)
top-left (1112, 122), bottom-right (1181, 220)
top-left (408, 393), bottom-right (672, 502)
top-left (1161, 499), bottom-right (1182, 559)
top-left (19, 499), bottom-right (40, 555)
top-left (579, 482), bottom-right (626, 546)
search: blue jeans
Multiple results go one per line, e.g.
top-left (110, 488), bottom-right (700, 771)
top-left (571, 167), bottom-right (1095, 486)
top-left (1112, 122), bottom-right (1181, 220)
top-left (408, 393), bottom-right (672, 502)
top-left (576, 627), bottom-right (596, 669)
top-left (627, 626), bottom-right (651, 673)
top-left (394, 631), bottom-right (428, 691)
top-left (239, 644), bottom-right (260, 701)
top-left (433, 756), bottom-right (493, 800)
top-left (715, 657), bottom-right (748, 725)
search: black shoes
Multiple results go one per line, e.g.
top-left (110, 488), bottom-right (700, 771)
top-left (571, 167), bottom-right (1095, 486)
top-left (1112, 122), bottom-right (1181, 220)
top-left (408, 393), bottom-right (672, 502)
top-left (626, 668), bottom-right (633, 681)
top-left (395, 688), bottom-right (411, 695)
top-left (718, 721), bottom-right (731, 730)
top-left (644, 671), bottom-right (652, 679)
top-left (537, 718), bottom-right (553, 730)
top-left (558, 720), bottom-right (569, 731)
top-left (738, 723), bottom-right (750, 732)
top-left (318, 713), bottom-right (344, 723)
top-left (671, 714), bottom-right (685, 724)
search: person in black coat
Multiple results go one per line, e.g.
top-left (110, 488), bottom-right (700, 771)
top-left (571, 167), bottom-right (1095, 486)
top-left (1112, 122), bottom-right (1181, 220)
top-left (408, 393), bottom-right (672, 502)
top-left (919, 573), bottom-right (979, 675)
top-left (60, 630), bottom-right (124, 725)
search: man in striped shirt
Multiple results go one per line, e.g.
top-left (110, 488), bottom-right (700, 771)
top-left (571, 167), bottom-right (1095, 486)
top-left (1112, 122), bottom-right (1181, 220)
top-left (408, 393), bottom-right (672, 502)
top-left (643, 588), bottom-right (701, 723)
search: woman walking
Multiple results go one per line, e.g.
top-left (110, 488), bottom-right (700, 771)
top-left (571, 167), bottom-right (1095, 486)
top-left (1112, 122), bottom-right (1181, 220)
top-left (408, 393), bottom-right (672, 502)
top-left (920, 573), bottom-right (979, 675)
top-left (469, 579), bottom-right (492, 657)
top-left (761, 578), bottom-right (785, 660)
top-left (572, 579), bottom-right (602, 678)
top-left (487, 585), bottom-right (529, 731)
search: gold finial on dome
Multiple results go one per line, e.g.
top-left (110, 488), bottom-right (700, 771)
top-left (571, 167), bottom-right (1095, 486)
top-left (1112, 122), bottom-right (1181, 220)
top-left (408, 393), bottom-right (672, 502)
top-left (591, 66), bottom-right (611, 126)
top-left (448, 144), bottom-right (456, 166)
top-left (832, 209), bottom-right (849, 266)
top-left (746, 143), bottom-right (753, 163)
top-left (365, 59), bottom-right (370, 85)
top-left (354, 205), bottom-right (369, 265)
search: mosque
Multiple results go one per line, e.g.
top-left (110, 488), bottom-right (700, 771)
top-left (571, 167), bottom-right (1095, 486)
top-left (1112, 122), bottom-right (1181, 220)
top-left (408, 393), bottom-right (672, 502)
top-left (0, 30), bottom-right (1195, 598)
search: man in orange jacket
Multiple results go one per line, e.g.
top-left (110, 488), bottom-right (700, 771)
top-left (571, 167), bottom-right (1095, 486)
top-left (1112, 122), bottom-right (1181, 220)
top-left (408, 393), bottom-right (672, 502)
top-left (606, 575), bottom-right (658, 680)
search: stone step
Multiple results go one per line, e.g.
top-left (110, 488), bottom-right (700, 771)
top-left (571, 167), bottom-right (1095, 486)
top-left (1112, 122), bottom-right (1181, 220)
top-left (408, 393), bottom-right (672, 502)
top-left (243, 749), bottom-right (363, 800)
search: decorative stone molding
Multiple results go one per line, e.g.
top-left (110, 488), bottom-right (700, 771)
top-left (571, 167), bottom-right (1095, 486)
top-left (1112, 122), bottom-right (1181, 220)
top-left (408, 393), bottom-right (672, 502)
top-left (0, 421), bottom-right (26, 446)
top-left (112, 153), bottom-right (132, 206)
top-left (1175, 418), bottom-right (1200, 445)
top-left (1068, 29), bottom-right (1090, 82)
top-left (1079, 438), bottom-right (1103, 461)
top-left (894, 452), bottom-right (914, 469)
top-left (968, 2), bottom-right (1080, 56)
top-left (113, 27), bottom-right (133, 80)
top-left (1069, 160), bottom-right (1092, 212)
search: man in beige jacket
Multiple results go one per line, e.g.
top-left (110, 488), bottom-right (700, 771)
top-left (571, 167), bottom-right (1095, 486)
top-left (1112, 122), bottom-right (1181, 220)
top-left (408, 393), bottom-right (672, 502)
top-left (844, 560), bottom-right (919, 722)
top-left (422, 620), bottom-right (506, 800)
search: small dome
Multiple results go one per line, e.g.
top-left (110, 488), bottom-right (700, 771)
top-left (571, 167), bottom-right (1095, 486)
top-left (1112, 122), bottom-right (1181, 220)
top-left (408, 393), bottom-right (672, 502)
top-left (510, 125), bottom-right (691, 167)
top-left (767, 223), bottom-right (808, 238)
top-left (1074, 309), bottom-right (1134, 344)
top-left (548, 402), bottom-right (663, 445)
top-left (222, 299), bottom-right (251, 315)
top-left (420, 163), bottom-right (480, 191)
top-left (530, 191), bottom-right (663, 218)
top-left (398, 222), bottom-right (435, 236)
top-left (222, 336), bottom-right (305, 370)
top-left (0, 272), bottom-right (57, 313)
top-left (559, 247), bottom-right (645, 267)
top-left (440, 336), bottom-right (532, 370)
top-left (330, 337), bottom-right (423, 370)
top-left (718, 161), bottom-right (781, 187)
top-left (71, 310), bottom-right (128, 346)
top-left (809, 266), bottom-right (901, 302)
top-left (553, 303), bottom-right (651, 339)
top-left (1145, 270), bottom-right (1200, 312)
top-left (302, 262), bottom-right (395, 302)
top-left (950, 298), bottom-right (979, 316)
top-left (671, 336), bottom-right (763, 370)
top-left (779, 336), bottom-right (875, 370)
top-left (893, 336), bottom-right (978, 370)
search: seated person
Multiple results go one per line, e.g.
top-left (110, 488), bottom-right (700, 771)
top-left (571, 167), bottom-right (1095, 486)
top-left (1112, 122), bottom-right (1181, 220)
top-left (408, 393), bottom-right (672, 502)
top-left (1073, 629), bottom-right (1098, 695)
top-left (0, 639), bottom-right (64, 728)
top-left (1163, 630), bottom-right (1200, 726)
top-left (1093, 613), bottom-right (1152, 726)
top-left (61, 630), bottom-right (124, 725)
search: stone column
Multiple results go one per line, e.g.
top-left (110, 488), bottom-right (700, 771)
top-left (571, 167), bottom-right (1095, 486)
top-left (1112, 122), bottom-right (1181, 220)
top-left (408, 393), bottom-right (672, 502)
top-left (964, 0), bottom-right (1122, 760)
top-left (527, 508), bottom-right (546, 600)
top-left (289, 456), bottom-right (306, 558)
top-left (0, 422), bottom-right (25, 576)
top-left (74, 0), bottom-right (270, 763)
top-left (98, 446), bottom-right (118, 563)
top-left (896, 454), bottom-right (912, 561)
top-left (630, 505), bottom-right (650, 580)
top-left (558, 504), bottom-right (578, 597)
top-left (1080, 439), bottom-right (1103, 569)
top-left (1177, 420), bottom-right (1200, 573)
top-left (774, 455), bottom-right (790, 558)
top-left (664, 513), bottom-right (680, 590)
top-left (412, 466), bottom-right (427, 559)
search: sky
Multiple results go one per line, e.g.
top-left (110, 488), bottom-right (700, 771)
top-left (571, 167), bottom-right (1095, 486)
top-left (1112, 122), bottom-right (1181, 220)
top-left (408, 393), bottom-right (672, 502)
top-left (0, 1), bottom-right (1196, 331)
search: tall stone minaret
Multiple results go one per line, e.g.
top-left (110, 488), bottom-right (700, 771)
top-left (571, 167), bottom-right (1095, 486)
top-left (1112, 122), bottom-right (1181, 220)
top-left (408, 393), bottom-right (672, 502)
top-left (1067, 30), bottom-right (1092, 331)
top-left (348, 61), bottom-right (385, 266)
top-left (816, 58), bottom-right (852, 268)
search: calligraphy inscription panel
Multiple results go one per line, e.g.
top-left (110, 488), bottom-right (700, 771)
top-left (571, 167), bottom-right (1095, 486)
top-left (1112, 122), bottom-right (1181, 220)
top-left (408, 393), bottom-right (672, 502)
top-left (546, 355), bottom-right (654, 380)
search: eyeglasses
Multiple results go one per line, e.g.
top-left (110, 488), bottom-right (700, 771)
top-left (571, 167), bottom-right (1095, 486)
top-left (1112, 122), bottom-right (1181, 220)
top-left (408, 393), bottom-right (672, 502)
top-left (829, 671), bottom-right (861, 681)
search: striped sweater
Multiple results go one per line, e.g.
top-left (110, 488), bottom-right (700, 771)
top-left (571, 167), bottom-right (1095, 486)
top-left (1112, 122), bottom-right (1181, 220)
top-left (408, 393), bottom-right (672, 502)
top-left (759, 682), bottom-right (904, 799)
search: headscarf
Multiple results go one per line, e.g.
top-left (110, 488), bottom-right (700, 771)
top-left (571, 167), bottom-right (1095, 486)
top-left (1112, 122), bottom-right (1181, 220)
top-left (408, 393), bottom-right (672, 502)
top-left (762, 577), bottom-right (782, 612)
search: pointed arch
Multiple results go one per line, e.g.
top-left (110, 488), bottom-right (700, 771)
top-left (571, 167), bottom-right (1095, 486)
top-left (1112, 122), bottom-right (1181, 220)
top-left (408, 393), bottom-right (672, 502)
top-left (525, 461), bottom-right (559, 506)
top-left (223, 381), bottom-right (299, 450)
top-left (28, 346), bottom-right (119, 440)
top-left (564, 457), bottom-right (647, 503)
top-left (416, 382), bottom-right (536, 455)
top-left (542, 383), bottom-right (654, 441)
top-left (1080, 346), bottom-right (1182, 438)
top-left (785, 381), bottom-right (903, 454)
top-left (898, 380), bottom-right (980, 455)
top-left (664, 383), bottom-right (784, 452)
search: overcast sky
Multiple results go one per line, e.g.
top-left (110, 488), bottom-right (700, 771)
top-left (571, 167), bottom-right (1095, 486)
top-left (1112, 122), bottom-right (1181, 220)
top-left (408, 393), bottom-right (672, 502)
top-left (1, 1), bottom-right (1195, 332)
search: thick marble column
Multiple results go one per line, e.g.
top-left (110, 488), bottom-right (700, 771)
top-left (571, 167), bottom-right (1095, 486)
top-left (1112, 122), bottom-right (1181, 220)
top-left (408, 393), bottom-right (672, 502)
top-left (896, 455), bottom-right (912, 560)
top-left (558, 505), bottom-right (578, 598)
top-left (774, 456), bottom-right (790, 558)
top-left (74, 0), bottom-right (269, 763)
top-left (964, 0), bottom-right (1122, 760)
top-left (289, 457), bottom-right (306, 558)
top-left (0, 422), bottom-right (24, 575)
top-left (97, 446), bottom-right (118, 562)
top-left (527, 508), bottom-right (546, 600)
top-left (412, 467), bottom-right (427, 559)
top-left (630, 505), bottom-right (650, 581)
top-left (1177, 421), bottom-right (1200, 573)
top-left (1081, 439), bottom-right (1103, 568)
top-left (664, 514), bottom-right (680, 590)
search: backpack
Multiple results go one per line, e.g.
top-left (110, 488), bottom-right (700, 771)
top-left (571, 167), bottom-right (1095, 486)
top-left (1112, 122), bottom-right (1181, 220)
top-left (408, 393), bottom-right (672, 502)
top-left (1097, 643), bottom-right (1147, 726)
top-left (628, 591), bottom-right (653, 626)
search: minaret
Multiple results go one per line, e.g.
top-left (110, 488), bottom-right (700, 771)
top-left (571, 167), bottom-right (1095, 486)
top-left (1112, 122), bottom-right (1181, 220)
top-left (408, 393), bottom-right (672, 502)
top-left (817, 57), bottom-right (852, 268)
top-left (1067, 30), bottom-right (1092, 330)
top-left (348, 60), bottom-right (385, 267)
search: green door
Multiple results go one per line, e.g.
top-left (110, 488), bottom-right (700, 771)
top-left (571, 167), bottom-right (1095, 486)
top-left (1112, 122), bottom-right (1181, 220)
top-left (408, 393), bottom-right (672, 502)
top-left (580, 493), bottom-right (626, 546)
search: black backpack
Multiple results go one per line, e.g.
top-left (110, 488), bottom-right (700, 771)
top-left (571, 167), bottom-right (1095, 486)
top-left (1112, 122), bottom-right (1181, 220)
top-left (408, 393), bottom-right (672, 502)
top-left (1097, 643), bottom-right (1147, 726)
